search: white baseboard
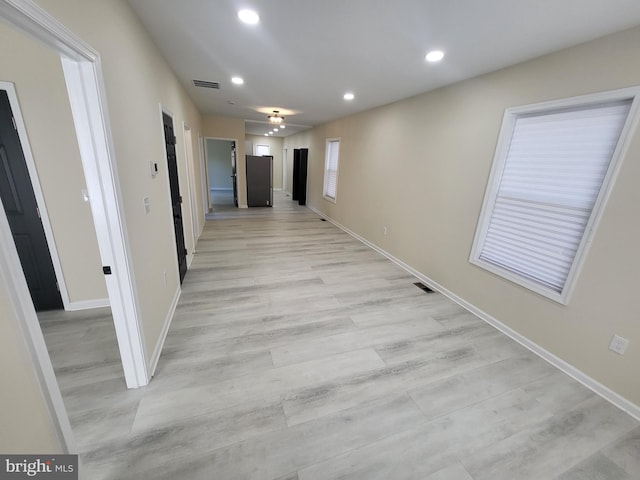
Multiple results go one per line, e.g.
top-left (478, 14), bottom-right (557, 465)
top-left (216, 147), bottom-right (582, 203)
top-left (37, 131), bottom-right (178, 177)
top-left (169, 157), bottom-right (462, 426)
top-left (210, 188), bottom-right (233, 192)
top-left (308, 205), bottom-right (640, 421)
top-left (65, 298), bottom-right (110, 311)
top-left (149, 286), bottom-right (181, 378)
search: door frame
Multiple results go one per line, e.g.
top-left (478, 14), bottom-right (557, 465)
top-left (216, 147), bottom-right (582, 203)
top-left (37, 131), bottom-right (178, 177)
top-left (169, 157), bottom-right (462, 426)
top-left (283, 147), bottom-right (288, 192)
top-left (0, 0), bottom-right (150, 450)
top-left (204, 136), bottom-right (239, 210)
top-left (198, 133), bottom-right (210, 214)
top-left (182, 122), bottom-right (200, 252)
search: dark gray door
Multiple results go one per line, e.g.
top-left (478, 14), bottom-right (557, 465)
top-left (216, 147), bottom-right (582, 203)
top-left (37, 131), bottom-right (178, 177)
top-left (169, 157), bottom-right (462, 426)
top-left (246, 155), bottom-right (272, 207)
top-left (162, 112), bottom-right (187, 283)
top-left (0, 90), bottom-right (62, 311)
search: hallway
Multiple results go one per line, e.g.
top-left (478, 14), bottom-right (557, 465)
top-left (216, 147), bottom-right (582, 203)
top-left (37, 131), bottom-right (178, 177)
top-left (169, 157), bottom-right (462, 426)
top-left (42, 191), bottom-right (639, 479)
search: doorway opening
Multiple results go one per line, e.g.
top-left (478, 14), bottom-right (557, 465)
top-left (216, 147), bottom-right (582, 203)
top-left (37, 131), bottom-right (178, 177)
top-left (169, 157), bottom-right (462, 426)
top-left (0, 88), bottom-right (63, 311)
top-left (205, 138), bottom-right (237, 213)
top-left (0, 0), bottom-right (149, 453)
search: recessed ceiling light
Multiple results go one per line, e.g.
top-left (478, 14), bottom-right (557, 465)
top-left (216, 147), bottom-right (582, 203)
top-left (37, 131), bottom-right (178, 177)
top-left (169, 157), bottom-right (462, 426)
top-left (425, 50), bottom-right (445, 62)
top-left (264, 133), bottom-right (268, 136)
top-left (344, 92), bottom-right (355, 101)
top-left (274, 128), bottom-right (279, 132)
top-left (280, 125), bottom-right (285, 129)
top-left (238, 9), bottom-right (259, 25)
top-left (231, 76), bottom-right (244, 85)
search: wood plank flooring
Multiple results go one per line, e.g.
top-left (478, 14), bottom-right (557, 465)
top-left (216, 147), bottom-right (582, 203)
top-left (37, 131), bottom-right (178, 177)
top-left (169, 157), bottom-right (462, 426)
top-left (40, 191), bottom-right (640, 479)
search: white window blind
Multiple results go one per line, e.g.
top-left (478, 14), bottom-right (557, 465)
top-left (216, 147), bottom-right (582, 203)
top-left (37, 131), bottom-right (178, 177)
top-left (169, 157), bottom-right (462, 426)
top-left (324, 139), bottom-right (340, 201)
top-left (255, 144), bottom-right (270, 156)
top-left (472, 95), bottom-right (635, 302)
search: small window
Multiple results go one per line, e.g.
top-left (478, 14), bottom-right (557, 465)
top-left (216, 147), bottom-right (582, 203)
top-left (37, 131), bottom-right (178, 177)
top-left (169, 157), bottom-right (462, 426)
top-left (470, 88), bottom-right (639, 304)
top-left (255, 144), bottom-right (270, 156)
top-left (324, 139), bottom-right (340, 202)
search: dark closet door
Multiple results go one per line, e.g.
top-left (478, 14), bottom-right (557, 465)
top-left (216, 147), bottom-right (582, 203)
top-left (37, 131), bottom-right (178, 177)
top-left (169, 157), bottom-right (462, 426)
top-left (292, 149), bottom-right (300, 201)
top-left (162, 112), bottom-right (187, 283)
top-left (297, 148), bottom-right (308, 205)
top-left (0, 90), bottom-right (62, 310)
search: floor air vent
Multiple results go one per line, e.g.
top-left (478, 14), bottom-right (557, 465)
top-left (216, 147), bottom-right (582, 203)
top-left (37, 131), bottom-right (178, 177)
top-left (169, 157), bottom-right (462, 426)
top-left (320, 218), bottom-right (327, 222)
top-left (193, 79), bottom-right (220, 89)
top-left (414, 282), bottom-right (434, 293)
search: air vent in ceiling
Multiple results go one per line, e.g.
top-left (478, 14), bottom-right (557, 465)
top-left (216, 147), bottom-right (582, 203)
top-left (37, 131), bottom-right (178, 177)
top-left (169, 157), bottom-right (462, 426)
top-left (193, 80), bottom-right (220, 89)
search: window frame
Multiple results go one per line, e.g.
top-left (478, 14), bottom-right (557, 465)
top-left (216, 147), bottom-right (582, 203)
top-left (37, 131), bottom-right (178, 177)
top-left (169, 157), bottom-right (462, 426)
top-left (323, 138), bottom-right (340, 203)
top-left (469, 87), bottom-right (640, 304)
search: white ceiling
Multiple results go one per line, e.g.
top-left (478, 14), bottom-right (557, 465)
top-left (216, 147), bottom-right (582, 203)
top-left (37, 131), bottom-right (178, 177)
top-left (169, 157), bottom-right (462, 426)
top-left (127, 0), bottom-right (640, 137)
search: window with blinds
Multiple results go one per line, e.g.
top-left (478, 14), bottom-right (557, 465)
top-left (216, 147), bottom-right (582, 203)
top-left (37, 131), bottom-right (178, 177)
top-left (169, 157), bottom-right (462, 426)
top-left (324, 139), bottom-right (340, 202)
top-left (470, 89), bottom-right (638, 304)
top-left (255, 144), bottom-right (270, 156)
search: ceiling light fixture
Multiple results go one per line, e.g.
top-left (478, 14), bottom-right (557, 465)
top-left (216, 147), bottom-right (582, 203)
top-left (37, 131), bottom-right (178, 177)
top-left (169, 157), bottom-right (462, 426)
top-left (425, 50), bottom-right (445, 62)
top-left (280, 125), bottom-right (285, 129)
top-left (231, 76), bottom-right (244, 85)
top-left (344, 92), bottom-right (355, 101)
top-left (268, 110), bottom-right (285, 124)
top-left (238, 9), bottom-right (259, 24)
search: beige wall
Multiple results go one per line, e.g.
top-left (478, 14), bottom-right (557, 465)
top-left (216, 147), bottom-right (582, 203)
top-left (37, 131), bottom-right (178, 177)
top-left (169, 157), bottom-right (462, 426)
top-left (0, 23), bottom-right (107, 305)
top-left (285, 26), bottom-right (640, 406)
top-left (202, 115), bottom-right (247, 207)
top-left (246, 135), bottom-right (284, 189)
top-left (34, 0), bottom-right (205, 361)
top-left (0, 279), bottom-right (61, 453)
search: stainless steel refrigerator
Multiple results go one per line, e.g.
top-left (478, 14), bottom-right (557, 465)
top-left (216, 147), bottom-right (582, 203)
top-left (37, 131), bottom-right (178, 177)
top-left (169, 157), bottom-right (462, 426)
top-left (246, 155), bottom-right (273, 207)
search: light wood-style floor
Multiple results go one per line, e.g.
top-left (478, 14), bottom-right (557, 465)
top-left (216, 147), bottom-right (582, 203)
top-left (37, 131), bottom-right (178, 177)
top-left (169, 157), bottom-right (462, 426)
top-left (40, 191), bottom-right (640, 480)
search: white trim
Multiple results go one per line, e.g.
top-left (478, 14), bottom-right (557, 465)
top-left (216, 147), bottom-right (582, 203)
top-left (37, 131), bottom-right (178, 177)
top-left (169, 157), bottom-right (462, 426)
top-left (308, 205), bottom-right (640, 422)
top-left (0, 82), bottom-right (74, 310)
top-left (0, 190), bottom-right (76, 453)
top-left (62, 58), bottom-right (148, 388)
top-left (199, 133), bottom-right (210, 215)
top-left (149, 285), bottom-right (180, 377)
top-left (66, 298), bottom-right (109, 311)
top-left (0, 0), bottom-right (149, 398)
top-left (210, 188), bottom-right (233, 192)
top-left (182, 123), bottom-right (200, 247)
top-left (470, 87), bottom-right (640, 305)
top-left (282, 148), bottom-right (287, 192)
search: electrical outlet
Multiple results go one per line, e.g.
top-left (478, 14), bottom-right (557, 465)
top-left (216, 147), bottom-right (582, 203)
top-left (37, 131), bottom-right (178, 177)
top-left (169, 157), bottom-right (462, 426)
top-left (609, 334), bottom-right (629, 355)
top-left (163, 270), bottom-right (167, 286)
top-left (383, 226), bottom-right (388, 236)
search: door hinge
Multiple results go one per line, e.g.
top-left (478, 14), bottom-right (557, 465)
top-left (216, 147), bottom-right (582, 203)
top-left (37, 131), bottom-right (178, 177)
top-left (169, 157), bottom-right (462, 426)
top-left (179, 195), bottom-right (182, 203)
top-left (102, 266), bottom-right (112, 275)
top-left (36, 206), bottom-right (41, 219)
top-left (183, 248), bottom-right (187, 256)
top-left (55, 281), bottom-right (60, 292)
top-left (11, 116), bottom-right (17, 131)
top-left (173, 135), bottom-right (177, 145)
